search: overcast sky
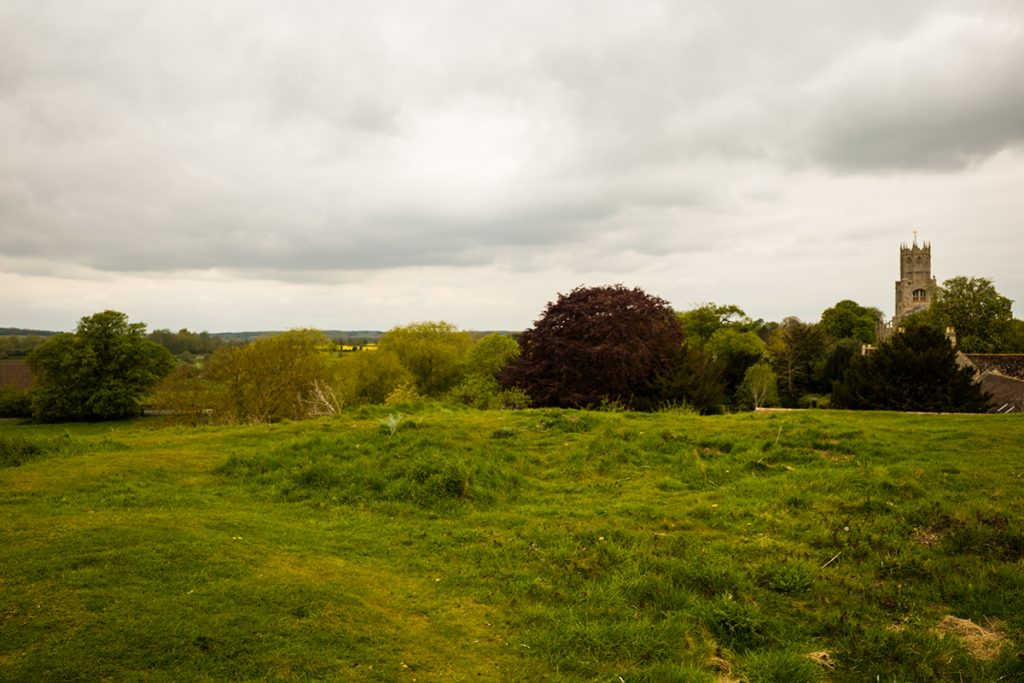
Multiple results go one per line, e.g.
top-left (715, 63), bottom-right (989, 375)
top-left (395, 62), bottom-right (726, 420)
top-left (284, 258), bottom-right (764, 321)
top-left (2, 1), bottom-right (1022, 333)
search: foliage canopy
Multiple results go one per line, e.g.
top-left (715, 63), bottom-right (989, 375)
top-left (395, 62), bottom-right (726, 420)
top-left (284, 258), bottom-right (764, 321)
top-left (927, 276), bottom-right (1015, 352)
top-left (819, 299), bottom-right (883, 343)
top-left (26, 310), bottom-right (174, 421)
top-left (677, 303), bottom-right (748, 345)
top-left (502, 284), bottom-right (685, 409)
top-left (205, 329), bottom-right (337, 423)
top-left (767, 318), bottom-right (825, 406)
top-left (832, 325), bottom-right (989, 412)
top-left (377, 322), bottom-right (472, 397)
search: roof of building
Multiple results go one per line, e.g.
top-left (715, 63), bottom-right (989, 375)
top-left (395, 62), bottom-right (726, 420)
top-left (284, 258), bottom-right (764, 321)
top-left (962, 354), bottom-right (1024, 381)
top-left (977, 372), bottom-right (1024, 413)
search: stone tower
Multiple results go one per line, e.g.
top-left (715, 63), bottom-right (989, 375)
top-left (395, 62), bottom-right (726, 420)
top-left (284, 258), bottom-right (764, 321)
top-left (894, 239), bottom-right (937, 321)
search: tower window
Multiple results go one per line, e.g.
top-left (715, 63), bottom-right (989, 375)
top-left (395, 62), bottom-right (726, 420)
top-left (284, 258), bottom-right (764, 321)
top-left (912, 288), bottom-right (927, 302)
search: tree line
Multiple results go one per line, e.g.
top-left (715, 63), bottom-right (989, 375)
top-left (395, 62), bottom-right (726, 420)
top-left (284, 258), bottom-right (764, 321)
top-left (2, 275), bottom-right (1019, 422)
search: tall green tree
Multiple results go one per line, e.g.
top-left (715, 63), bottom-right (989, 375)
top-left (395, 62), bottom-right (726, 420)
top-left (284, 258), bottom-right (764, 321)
top-left (925, 276), bottom-right (1014, 352)
top-left (1004, 319), bottom-right (1024, 353)
top-left (334, 350), bottom-right (414, 406)
top-left (706, 328), bottom-right (767, 405)
top-left (377, 322), bottom-right (473, 396)
top-left (0, 335), bottom-right (48, 359)
top-left (737, 362), bottom-right (779, 409)
top-left (653, 342), bottom-right (726, 413)
top-left (832, 326), bottom-right (988, 412)
top-left (677, 303), bottom-right (748, 346)
top-left (148, 328), bottom-right (224, 356)
top-left (27, 310), bottom-right (175, 422)
top-left (820, 299), bottom-right (884, 344)
top-left (448, 333), bottom-right (527, 409)
top-left (463, 333), bottom-right (520, 379)
top-left (767, 317), bottom-right (825, 406)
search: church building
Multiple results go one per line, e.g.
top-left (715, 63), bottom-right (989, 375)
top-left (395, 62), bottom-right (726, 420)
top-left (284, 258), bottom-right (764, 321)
top-left (894, 238), bottom-right (937, 322)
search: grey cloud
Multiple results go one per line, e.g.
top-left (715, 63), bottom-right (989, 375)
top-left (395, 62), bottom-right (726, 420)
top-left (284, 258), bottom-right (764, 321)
top-left (804, 12), bottom-right (1024, 171)
top-left (1, 0), bottom-right (1023, 306)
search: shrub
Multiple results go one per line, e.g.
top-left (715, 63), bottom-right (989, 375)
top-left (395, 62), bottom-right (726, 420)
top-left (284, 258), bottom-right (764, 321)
top-left (448, 375), bottom-right (529, 409)
top-left (377, 322), bottom-right (473, 396)
top-left (205, 329), bottom-right (338, 423)
top-left (384, 382), bottom-right (420, 406)
top-left (0, 388), bottom-right (33, 418)
top-left (832, 326), bottom-right (989, 412)
top-left (336, 350), bottom-right (414, 405)
top-left (150, 364), bottom-right (215, 424)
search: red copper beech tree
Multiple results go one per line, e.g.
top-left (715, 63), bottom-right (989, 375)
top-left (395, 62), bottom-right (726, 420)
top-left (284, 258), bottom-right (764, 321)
top-left (502, 284), bottom-right (685, 409)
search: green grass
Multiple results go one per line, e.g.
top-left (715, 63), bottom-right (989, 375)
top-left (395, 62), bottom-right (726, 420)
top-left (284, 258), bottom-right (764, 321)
top-left (1, 407), bottom-right (1023, 681)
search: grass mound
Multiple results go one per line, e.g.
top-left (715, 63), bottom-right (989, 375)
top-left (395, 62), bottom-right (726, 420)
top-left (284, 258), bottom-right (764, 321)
top-left (216, 424), bottom-right (524, 510)
top-left (0, 433), bottom-right (77, 467)
top-left (1, 408), bottom-right (1023, 681)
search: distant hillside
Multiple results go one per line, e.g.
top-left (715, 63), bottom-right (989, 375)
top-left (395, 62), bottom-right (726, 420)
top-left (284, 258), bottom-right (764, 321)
top-left (0, 328), bottom-right (60, 337)
top-left (210, 330), bottom-right (385, 343)
top-left (4, 328), bottom-right (518, 345)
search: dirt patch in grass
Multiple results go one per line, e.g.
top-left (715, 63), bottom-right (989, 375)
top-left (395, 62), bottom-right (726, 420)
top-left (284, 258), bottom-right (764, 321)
top-left (933, 615), bottom-right (1006, 660)
top-left (807, 650), bottom-right (836, 669)
top-left (707, 652), bottom-right (738, 683)
top-left (911, 527), bottom-right (943, 547)
top-left (816, 450), bottom-right (853, 464)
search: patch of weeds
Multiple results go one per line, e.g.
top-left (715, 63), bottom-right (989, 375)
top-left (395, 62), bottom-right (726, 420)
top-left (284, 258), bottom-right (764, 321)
top-left (0, 434), bottom-right (76, 467)
top-left (810, 432), bottom-right (860, 455)
top-left (785, 495), bottom-right (809, 509)
top-left (701, 594), bottom-right (774, 652)
top-left (880, 478), bottom-right (924, 500)
top-left (597, 397), bottom-right (627, 412)
top-left (628, 661), bottom-right (714, 682)
top-left (392, 452), bottom-right (472, 503)
top-left (696, 436), bottom-right (735, 454)
top-left (534, 410), bottom-right (597, 433)
top-left (294, 463), bottom-right (343, 490)
top-left (756, 560), bottom-right (815, 594)
top-left (527, 614), bottom-right (683, 676)
top-left (679, 551), bottom-right (743, 597)
top-left (95, 436), bottom-right (132, 452)
top-left (737, 649), bottom-right (825, 682)
top-left (626, 573), bottom-right (696, 613)
top-left (218, 430), bottom-right (523, 511)
top-left (741, 449), bottom-right (781, 474)
top-left (0, 436), bottom-right (49, 467)
top-left (379, 413), bottom-right (417, 436)
top-left (945, 512), bottom-right (1024, 560)
top-left (838, 625), bottom-right (972, 681)
top-left (876, 550), bottom-right (932, 581)
top-left (656, 402), bottom-right (699, 417)
top-left (654, 477), bottom-right (684, 492)
top-left (289, 605), bottom-right (313, 619)
top-left (490, 428), bottom-right (516, 440)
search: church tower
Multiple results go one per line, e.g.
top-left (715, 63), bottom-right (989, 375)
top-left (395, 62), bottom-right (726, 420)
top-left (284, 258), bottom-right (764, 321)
top-left (894, 237), bottom-right (936, 321)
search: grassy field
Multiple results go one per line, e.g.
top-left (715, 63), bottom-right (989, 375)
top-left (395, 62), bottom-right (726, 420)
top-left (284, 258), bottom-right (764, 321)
top-left (1, 406), bottom-right (1022, 682)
